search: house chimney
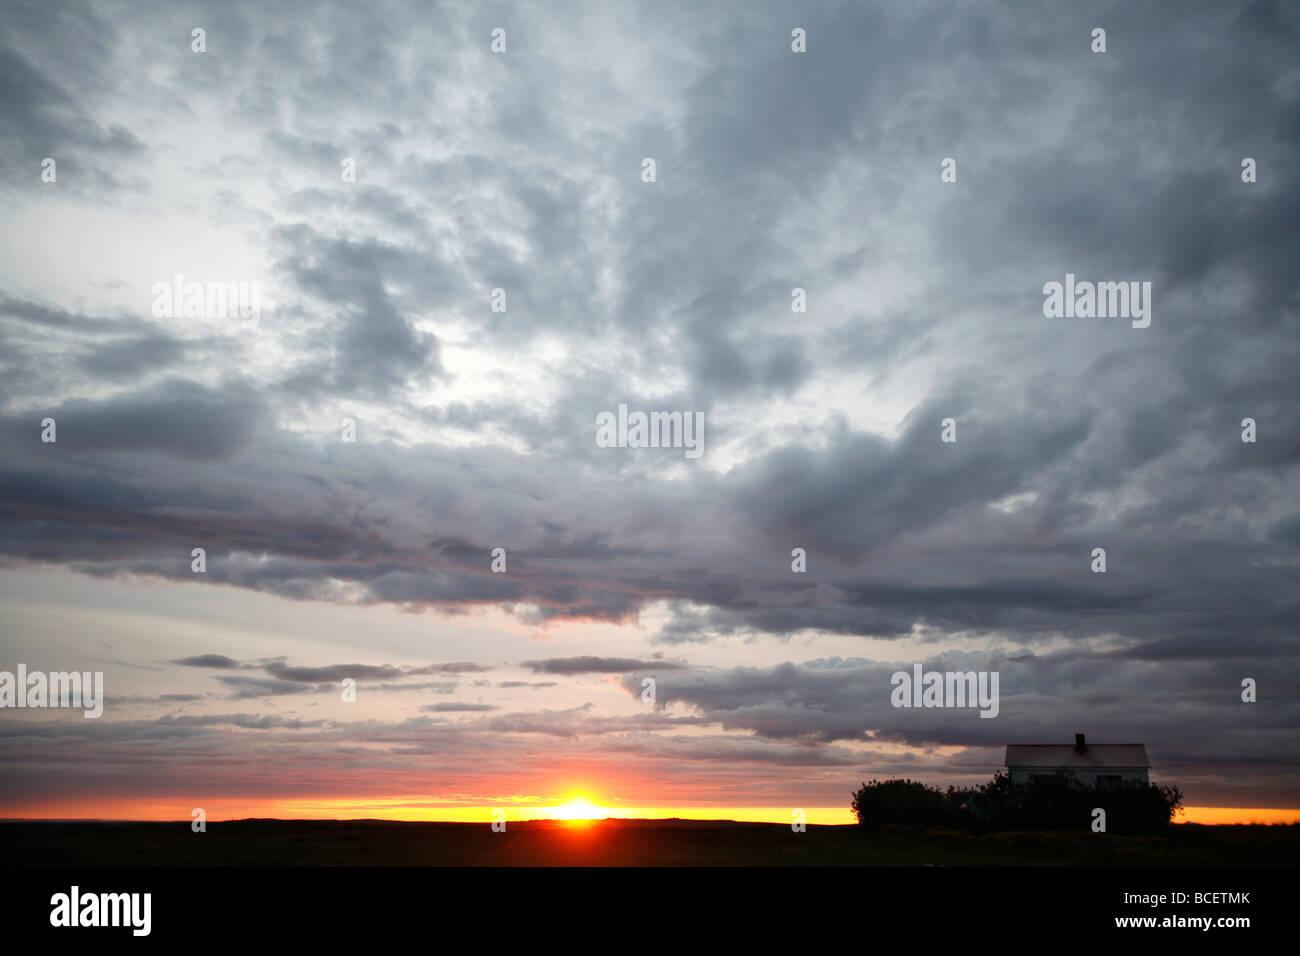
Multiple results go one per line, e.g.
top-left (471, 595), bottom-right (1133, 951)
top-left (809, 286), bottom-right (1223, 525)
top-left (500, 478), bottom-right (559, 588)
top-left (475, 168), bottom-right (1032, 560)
top-left (1074, 733), bottom-right (1087, 752)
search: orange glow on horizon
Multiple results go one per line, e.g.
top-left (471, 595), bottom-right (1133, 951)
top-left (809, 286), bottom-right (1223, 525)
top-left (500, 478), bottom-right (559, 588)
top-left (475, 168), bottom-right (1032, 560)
top-left (3, 797), bottom-right (1299, 826)
top-left (1177, 806), bottom-right (1300, 825)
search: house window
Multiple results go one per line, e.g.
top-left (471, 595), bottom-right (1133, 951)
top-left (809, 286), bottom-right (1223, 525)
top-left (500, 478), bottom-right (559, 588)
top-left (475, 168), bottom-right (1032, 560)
top-left (1097, 775), bottom-right (1121, 789)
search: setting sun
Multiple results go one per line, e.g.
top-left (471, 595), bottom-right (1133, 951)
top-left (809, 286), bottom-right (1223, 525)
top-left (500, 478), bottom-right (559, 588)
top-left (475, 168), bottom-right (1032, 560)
top-left (548, 797), bottom-right (606, 821)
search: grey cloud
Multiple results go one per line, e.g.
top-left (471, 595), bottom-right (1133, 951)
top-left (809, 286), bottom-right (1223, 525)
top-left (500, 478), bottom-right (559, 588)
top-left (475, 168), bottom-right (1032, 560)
top-left (520, 657), bottom-right (690, 675)
top-left (172, 655), bottom-right (242, 669)
top-left (0, 11), bottom-right (148, 198)
top-left (262, 660), bottom-right (491, 683)
top-left (420, 703), bottom-right (498, 712)
top-left (214, 676), bottom-right (319, 699)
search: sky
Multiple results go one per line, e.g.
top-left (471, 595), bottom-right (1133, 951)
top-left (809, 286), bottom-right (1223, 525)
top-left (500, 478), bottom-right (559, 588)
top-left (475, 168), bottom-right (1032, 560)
top-left (0, 0), bottom-right (1297, 823)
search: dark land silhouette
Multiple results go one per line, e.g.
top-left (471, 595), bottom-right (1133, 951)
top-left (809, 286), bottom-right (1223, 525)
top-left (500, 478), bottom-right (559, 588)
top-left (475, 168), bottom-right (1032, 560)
top-left (4, 819), bottom-right (1295, 866)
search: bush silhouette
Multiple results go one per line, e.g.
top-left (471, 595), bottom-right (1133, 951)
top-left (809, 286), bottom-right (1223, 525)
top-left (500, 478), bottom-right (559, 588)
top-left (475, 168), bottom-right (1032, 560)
top-left (849, 778), bottom-right (963, 829)
top-left (852, 771), bottom-right (1182, 833)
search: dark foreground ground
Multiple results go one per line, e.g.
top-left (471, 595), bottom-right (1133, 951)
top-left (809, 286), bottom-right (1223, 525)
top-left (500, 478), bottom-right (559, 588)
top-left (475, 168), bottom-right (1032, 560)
top-left (4, 819), bottom-right (1296, 866)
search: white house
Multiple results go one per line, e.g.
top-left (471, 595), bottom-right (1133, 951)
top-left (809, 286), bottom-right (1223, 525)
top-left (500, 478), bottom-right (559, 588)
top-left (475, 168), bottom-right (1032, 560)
top-left (1005, 733), bottom-right (1150, 787)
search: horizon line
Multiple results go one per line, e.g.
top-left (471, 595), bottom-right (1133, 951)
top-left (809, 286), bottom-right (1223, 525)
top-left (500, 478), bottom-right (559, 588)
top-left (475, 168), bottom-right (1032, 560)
top-left (3, 805), bottom-right (1298, 826)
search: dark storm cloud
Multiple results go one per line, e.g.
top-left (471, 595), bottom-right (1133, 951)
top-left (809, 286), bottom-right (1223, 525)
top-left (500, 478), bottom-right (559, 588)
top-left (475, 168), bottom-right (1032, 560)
top-left (0, 378), bottom-right (268, 460)
top-left (270, 225), bottom-right (449, 395)
top-left (0, 297), bottom-right (215, 404)
top-left (0, 5), bottom-right (148, 197)
top-left (77, 334), bottom-right (188, 380)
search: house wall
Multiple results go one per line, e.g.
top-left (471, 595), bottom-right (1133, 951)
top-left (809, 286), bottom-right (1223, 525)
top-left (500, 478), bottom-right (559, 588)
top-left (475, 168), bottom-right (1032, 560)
top-left (1008, 768), bottom-right (1149, 786)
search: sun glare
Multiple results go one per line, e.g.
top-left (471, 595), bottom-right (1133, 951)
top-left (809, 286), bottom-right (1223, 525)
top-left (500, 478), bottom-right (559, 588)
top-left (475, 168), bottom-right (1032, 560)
top-left (551, 797), bottom-right (604, 821)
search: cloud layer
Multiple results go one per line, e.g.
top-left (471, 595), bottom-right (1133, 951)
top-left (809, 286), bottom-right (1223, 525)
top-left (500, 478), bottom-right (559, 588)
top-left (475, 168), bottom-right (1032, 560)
top-left (0, 0), bottom-right (1296, 814)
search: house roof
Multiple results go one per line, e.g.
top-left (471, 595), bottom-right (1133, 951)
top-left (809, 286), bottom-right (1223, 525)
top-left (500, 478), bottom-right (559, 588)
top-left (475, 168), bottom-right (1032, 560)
top-left (1005, 744), bottom-right (1150, 769)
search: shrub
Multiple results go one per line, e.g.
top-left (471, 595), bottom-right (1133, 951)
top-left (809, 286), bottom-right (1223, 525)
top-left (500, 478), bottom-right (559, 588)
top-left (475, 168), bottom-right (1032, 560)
top-left (852, 771), bottom-right (1183, 834)
top-left (850, 778), bottom-right (962, 829)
